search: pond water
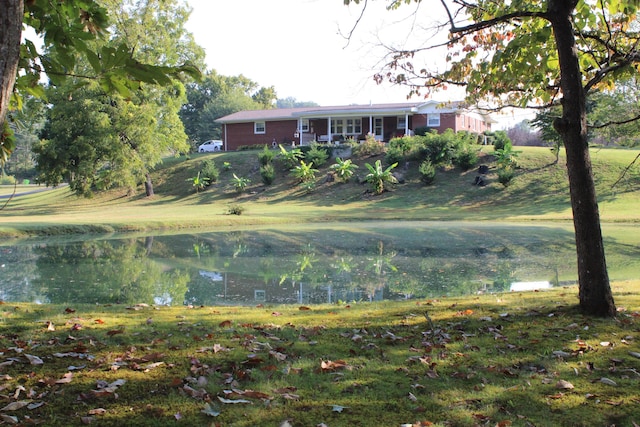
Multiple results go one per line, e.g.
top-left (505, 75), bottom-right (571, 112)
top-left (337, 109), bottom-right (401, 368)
top-left (1, 222), bottom-right (638, 306)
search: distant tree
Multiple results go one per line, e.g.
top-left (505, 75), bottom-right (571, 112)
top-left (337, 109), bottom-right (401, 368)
top-left (0, 0), bottom-right (199, 167)
top-left (506, 121), bottom-right (542, 147)
top-left (276, 97), bottom-right (320, 108)
top-left (252, 86), bottom-right (278, 109)
top-left (34, 0), bottom-right (195, 197)
top-left (181, 71), bottom-right (273, 144)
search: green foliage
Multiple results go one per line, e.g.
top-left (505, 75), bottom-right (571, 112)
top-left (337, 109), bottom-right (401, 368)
top-left (384, 145), bottom-right (406, 166)
top-left (257, 145), bottom-right (275, 166)
top-left (186, 171), bottom-right (209, 193)
top-left (260, 163), bottom-right (275, 185)
top-left (497, 167), bottom-right (515, 187)
top-left (352, 135), bottom-right (386, 157)
top-left (453, 146), bottom-right (479, 171)
top-left (290, 160), bottom-right (318, 183)
top-left (277, 144), bottom-right (303, 169)
top-left (419, 159), bottom-right (436, 185)
top-left (491, 130), bottom-right (512, 151)
top-left (225, 204), bottom-right (245, 215)
top-left (0, 175), bottom-right (16, 185)
top-left (199, 159), bottom-right (219, 185)
top-left (330, 157), bottom-right (359, 183)
top-left (223, 161), bottom-right (232, 171)
top-left (304, 143), bottom-right (329, 167)
top-left (494, 142), bottom-right (521, 170)
top-left (365, 159), bottom-right (398, 195)
top-left (1, 121), bottom-right (16, 164)
top-left (422, 130), bottom-right (458, 166)
top-left (231, 173), bottom-right (251, 193)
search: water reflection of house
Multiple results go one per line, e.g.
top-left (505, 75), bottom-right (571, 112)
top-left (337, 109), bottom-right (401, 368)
top-left (510, 281), bottom-right (551, 292)
top-left (193, 271), bottom-right (387, 305)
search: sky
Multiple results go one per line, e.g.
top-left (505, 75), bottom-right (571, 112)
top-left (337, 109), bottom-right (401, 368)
top-left (184, 0), bottom-right (532, 128)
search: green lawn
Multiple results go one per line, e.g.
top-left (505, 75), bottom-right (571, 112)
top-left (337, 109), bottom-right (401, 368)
top-left (0, 281), bottom-right (638, 426)
top-left (1, 146), bottom-right (639, 239)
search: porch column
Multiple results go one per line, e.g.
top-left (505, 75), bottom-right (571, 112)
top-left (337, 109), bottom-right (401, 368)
top-left (298, 119), bottom-right (303, 146)
top-left (327, 117), bottom-right (332, 143)
top-left (369, 116), bottom-right (373, 137)
top-left (405, 113), bottom-right (410, 136)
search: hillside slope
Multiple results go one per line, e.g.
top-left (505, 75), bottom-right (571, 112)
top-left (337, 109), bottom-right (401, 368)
top-left (0, 146), bottom-right (639, 237)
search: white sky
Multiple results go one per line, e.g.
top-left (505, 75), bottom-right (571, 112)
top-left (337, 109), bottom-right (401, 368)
top-left (184, 0), bottom-right (532, 128)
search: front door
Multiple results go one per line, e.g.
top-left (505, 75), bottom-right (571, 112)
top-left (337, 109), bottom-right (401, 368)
top-left (373, 117), bottom-right (383, 141)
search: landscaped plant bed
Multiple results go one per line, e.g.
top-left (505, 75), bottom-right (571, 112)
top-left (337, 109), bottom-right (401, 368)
top-left (0, 281), bottom-right (638, 426)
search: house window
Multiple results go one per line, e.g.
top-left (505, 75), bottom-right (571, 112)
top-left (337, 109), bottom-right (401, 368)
top-left (397, 116), bottom-right (406, 129)
top-left (301, 119), bottom-right (309, 132)
top-left (346, 118), bottom-right (361, 134)
top-left (427, 114), bottom-right (440, 127)
top-left (331, 119), bottom-right (344, 135)
top-left (254, 121), bottom-right (266, 134)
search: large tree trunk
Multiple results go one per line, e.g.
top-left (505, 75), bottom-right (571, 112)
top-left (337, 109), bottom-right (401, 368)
top-left (144, 173), bottom-right (154, 197)
top-left (549, 0), bottom-right (616, 317)
top-left (0, 0), bottom-right (23, 127)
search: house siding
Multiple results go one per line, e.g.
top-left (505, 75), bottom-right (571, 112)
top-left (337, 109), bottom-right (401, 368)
top-left (217, 102), bottom-right (494, 150)
top-left (223, 120), bottom-right (298, 150)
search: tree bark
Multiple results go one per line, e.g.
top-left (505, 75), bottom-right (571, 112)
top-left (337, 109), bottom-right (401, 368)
top-left (0, 0), bottom-right (23, 127)
top-left (549, 0), bottom-right (616, 317)
top-left (144, 173), bottom-right (154, 197)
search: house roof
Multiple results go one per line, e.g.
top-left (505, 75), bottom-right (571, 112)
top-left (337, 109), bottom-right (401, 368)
top-left (215, 101), bottom-right (495, 123)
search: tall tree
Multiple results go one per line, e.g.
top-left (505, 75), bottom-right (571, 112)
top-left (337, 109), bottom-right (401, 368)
top-left (347, 0), bottom-right (640, 316)
top-left (181, 71), bottom-right (274, 144)
top-left (0, 0), bottom-right (198, 167)
top-left (35, 0), bottom-right (199, 197)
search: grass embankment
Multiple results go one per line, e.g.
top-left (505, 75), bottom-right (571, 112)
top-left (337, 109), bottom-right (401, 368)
top-left (1, 282), bottom-right (639, 426)
top-left (1, 146), bottom-right (639, 239)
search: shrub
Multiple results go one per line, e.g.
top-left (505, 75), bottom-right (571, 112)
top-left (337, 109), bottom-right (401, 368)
top-left (277, 144), bottom-right (303, 169)
top-left (492, 130), bottom-right (511, 151)
top-left (497, 167), bottom-right (515, 187)
top-left (260, 163), bottom-right (275, 185)
top-left (0, 175), bottom-right (16, 185)
top-left (304, 143), bottom-right (329, 167)
top-left (231, 173), bottom-right (251, 193)
top-left (330, 157), bottom-right (358, 182)
top-left (384, 146), bottom-right (405, 167)
top-left (423, 130), bottom-right (457, 165)
top-left (258, 145), bottom-right (275, 166)
top-left (365, 159), bottom-right (398, 195)
top-left (453, 147), bottom-right (479, 171)
top-left (419, 160), bottom-right (436, 185)
top-left (226, 204), bottom-right (245, 215)
top-left (353, 134), bottom-right (385, 157)
top-left (200, 160), bottom-right (219, 185)
top-left (290, 160), bottom-right (318, 183)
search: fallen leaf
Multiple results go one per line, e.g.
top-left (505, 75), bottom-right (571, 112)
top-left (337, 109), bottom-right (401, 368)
top-left (56, 372), bottom-right (74, 384)
top-left (219, 320), bottom-right (232, 328)
top-left (94, 319), bottom-right (105, 324)
top-left (599, 377), bottom-right (617, 386)
top-left (0, 414), bottom-right (18, 424)
top-left (201, 403), bottom-right (220, 417)
top-left (1, 401), bottom-right (30, 411)
top-left (106, 329), bottom-right (123, 337)
top-left (65, 307), bottom-right (76, 313)
top-left (556, 380), bottom-right (574, 390)
top-left (329, 404), bottom-right (349, 413)
top-left (88, 408), bottom-right (106, 415)
top-left (46, 321), bottom-right (55, 331)
top-left (299, 306), bottom-right (312, 311)
top-left (218, 396), bottom-right (251, 404)
top-left (25, 354), bottom-right (44, 365)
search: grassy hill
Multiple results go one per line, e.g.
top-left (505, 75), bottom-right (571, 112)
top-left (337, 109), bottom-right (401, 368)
top-left (1, 145), bottom-right (639, 238)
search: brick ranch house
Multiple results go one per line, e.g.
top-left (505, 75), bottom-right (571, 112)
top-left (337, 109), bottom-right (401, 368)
top-left (214, 100), bottom-right (496, 151)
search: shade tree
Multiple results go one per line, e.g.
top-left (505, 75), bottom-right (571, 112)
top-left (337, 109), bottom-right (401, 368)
top-left (344, 0), bottom-right (640, 316)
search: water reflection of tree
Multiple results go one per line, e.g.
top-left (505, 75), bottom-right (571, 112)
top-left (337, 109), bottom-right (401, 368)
top-left (0, 245), bottom-right (43, 302)
top-left (32, 239), bottom-right (188, 305)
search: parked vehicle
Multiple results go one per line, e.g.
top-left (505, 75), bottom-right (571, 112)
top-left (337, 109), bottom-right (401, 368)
top-left (198, 140), bottom-right (223, 152)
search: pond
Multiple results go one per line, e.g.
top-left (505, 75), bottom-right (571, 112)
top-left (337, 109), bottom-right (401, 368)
top-left (1, 222), bottom-right (638, 306)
